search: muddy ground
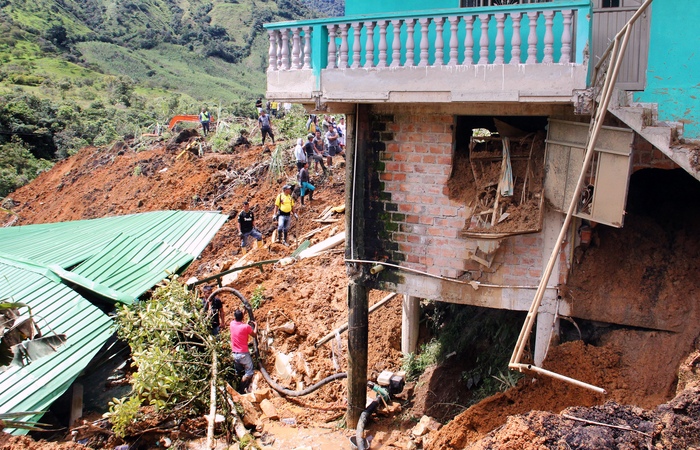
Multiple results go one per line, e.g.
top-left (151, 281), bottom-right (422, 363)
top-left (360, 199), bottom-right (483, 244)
top-left (2, 131), bottom-right (700, 450)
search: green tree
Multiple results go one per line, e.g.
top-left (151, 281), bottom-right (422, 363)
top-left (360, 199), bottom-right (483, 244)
top-left (0, 136), bottom-right (53, 197)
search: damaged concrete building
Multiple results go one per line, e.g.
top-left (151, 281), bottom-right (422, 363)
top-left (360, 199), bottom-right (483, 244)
top-left (264, 0), bottom-right (700, 424)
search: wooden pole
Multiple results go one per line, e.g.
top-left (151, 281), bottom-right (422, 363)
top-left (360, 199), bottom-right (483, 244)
top-left (207, 350), bottom-right (217, 449)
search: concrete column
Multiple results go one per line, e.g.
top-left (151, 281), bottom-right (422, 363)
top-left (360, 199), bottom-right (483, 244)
top-left (534, 311), bottom-right (559, 366)
top-left (347, 281), bottom-right (368, 428)
top-left (401, 295), bottom-right (420, 354)
top-left (69, 383), bottom-right (83, 427)
top-left (532, 209), bottom-right (565, 366)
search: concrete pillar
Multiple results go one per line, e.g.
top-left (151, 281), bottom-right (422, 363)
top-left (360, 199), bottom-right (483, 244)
top-left (346, 281), bottom-right (368, 428)
top-left (532, 209), bottom-right (565, 366)
top-left (534, 311), bottom-right (559, 366)
top-left (69, 383), bottom-right (83, 427)
top-left (401, 295), bottom-right (420, 354)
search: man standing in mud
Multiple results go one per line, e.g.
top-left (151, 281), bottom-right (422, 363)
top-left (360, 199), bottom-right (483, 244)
top-left (199, 107), bottom-right (211, 136)
top-left (237, 201), bottom-right (262, 249)
top-left (230, 309), bottom-right (257, 392)
top-left (258, 109), bottom-right (275, 146)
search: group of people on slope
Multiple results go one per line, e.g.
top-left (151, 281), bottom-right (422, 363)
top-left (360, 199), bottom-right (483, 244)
top-left (236, 184), bottom-right (298, 250)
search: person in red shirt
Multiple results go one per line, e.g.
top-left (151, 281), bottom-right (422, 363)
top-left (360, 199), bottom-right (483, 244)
top-left (230, 309), bottom-right (257, 389)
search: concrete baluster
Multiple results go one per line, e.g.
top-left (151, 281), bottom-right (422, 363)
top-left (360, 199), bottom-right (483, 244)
top-left (405, 19), bottom-right (416, 67)
top-left (527, 11), bottom-right (539, 64)
top-left (478, 14), bottom-right (490, 64)
top-left (510, 12), bottom-right (522, 65)
top-left (494, 13), bottom-right (505, 64)
top-left (302, 26), bottom-right (312, 69)
top-left (291, 27), bottom-right (301, 69)
top-left (340, 23), bottom-right (351, 69)
top-left (280, 29), bottom-right (290, 70)
top-left (464, 15), bottom-right (474, 65)
top-left (276, 32), bottom-right (283, 70)
top-left (418, 18), bottom-right (430, 67)
top-left (267, 30), bottom-right (278, 72)
top-left (327, 24), bottom-right (338, 69)
top-left (377, 20), bottom-right (389, 68)
top-left (560, 9), bottom-right (572, 64)
top-left (433, 17), bottom-right (445, 67)
top-left (448, 16), bottom-right (459, 66)
top-left (363, 21), bottom-right (376, 68)
top-left (543, 10), bottom-right (554, 63)
top-left (390, 20), bottom-right (403, 67)
top-left (350, 22), bottom-right (362, 69)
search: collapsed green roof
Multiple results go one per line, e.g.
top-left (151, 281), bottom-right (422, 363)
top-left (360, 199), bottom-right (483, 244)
top-left (0, 210), bottom-right (228, 434)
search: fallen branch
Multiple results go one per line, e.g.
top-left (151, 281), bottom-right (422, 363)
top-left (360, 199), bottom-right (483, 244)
top-left (315, 293), bottom-right (398, 347)
top-left (561, 414), bottom-right (652, 437)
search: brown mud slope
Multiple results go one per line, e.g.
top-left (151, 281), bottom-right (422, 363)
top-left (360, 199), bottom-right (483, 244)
top-left (0, 135), bottom-right (405, 446)
top-left (427, 168), bottom-right (700, 449)
top-left (465, 351), bottom-right (700, 450)
top-left (2, 136), bottom-right (699, 450)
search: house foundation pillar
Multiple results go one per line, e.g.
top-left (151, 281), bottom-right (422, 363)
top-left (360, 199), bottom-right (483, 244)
top-left (346, 281), bottom-right (368, 428)
top-left (401, 295), bottom-right (420, 354)
top-left (534, 311), bottom-right (559, 366)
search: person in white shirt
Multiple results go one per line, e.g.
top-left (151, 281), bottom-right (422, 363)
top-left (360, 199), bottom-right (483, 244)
top-left (294, 137), bottom-right (307, 171)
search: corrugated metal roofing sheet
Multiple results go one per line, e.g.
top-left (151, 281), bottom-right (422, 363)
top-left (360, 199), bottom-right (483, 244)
top-left (0, 261), bottom-right (113, 434)
top-left (0, 211), bottom-right (228, 434)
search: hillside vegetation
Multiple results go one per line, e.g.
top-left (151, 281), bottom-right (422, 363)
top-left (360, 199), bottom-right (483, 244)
top-left (0, 0), bottom-right (343, 197)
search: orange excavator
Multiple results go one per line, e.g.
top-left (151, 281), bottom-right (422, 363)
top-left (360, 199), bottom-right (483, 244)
top-left (167, 115), bottom-right (216, 131)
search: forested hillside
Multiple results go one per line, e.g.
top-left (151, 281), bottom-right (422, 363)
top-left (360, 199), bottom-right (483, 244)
top-left (0, 0), bottom-right (343, 197)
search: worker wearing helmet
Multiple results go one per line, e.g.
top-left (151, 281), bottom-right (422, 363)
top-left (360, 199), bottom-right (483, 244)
top-left (273, 184), bottom-right (296, 246)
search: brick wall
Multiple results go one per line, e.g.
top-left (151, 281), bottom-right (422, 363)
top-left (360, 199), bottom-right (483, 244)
top-left (631, 134), bottom-right (680, 172)
top-left (366, 105), bottom-right (550, 286)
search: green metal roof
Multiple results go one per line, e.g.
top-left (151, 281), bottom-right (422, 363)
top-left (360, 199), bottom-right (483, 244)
top-left (0, 211), bottom-right (228, 434)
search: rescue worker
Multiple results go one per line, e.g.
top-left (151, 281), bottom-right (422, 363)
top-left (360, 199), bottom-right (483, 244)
top-left (200, 107), bottom-right (211, 136)
top-left (272, 184), bottom-right (296, 246)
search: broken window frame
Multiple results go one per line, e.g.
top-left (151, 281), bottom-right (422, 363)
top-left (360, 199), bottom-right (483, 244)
top-left (463, 131), bottom-right (546, 239)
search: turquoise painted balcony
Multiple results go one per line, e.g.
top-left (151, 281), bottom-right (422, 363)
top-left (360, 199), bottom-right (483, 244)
top-left (264, 0), bottom-right (592, 106)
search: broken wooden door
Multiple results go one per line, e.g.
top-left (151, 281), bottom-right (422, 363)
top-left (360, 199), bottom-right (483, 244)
top-left (543, 119), bottom-right (634, 227)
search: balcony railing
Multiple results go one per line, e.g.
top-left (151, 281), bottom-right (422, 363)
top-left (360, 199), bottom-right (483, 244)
top-left (264, 0), bottom-right (592, 102)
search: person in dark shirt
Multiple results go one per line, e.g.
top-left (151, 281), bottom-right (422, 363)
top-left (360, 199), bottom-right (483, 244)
top-left (201, 285), bottom-right (224, 336)
top-left (237, 201), bottom-right (262, 249)
top-left (303, 133), bottom-right (328, 176)
top-left (258, 110), bottom-right (275, 146)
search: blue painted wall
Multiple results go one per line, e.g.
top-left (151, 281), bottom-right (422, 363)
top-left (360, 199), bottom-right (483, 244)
top-left (634, 1), bottom-right (700, 140)
top-left (346, 0), bottom-right (457, 16)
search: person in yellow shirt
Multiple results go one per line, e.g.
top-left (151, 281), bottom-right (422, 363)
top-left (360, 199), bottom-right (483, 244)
top-left (273, 184), bottom-right (296, 246)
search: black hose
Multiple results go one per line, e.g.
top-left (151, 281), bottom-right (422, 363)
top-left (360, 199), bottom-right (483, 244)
top-left (355, 398), bottom-right (379, 450)
top-left (259, 366), bottom-right (347, 397)
top-left (214, 286), bottom-right (348, 397)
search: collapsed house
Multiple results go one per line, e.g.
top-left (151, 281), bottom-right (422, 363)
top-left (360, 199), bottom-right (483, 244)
top-left (0, 211), bottom-right (227, 434)
top-left (264, 0), bottom-right (700, 424)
